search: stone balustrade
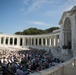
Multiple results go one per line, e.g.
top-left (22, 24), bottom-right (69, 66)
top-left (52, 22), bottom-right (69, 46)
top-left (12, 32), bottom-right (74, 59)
top-left (0, 32), bottom-right (60, 50)
top-left (29, 57), bottom-right (76, 75)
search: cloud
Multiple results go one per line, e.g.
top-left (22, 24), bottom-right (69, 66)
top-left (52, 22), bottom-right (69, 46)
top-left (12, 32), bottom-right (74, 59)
top-left (27, 0), bottom-right (53, 12)
top-left (21, 0), bottom-right (63, 14)
top-left (27, 21), bottom-right (50, 26)
top-left (20, 8), bottom-right (25, 11)
top-left (22, 0), bottom-right (76, 13)
top-left (61, 0), bottom-right (76, 11)
top-left (21, 0), bottom-right (76, 16)
top-left (46, 11), bottom-right (57, 16)
top-left (23, 0), bottom-right (62, 13)
top-left (23, 0), bottom-right (30, 4)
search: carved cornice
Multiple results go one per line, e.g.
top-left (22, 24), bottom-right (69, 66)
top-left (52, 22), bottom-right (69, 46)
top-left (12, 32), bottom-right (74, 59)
top-left (59, 6), bottom-right (76, 25)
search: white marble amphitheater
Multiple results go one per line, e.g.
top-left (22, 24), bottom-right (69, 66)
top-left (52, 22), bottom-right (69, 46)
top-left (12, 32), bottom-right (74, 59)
top-left (1, 6), bottom-right (76, 75)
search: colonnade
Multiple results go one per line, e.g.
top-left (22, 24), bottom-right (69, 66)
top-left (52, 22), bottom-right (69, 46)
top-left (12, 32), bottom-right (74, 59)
top-left (0, 34), bottom-right (60, 48)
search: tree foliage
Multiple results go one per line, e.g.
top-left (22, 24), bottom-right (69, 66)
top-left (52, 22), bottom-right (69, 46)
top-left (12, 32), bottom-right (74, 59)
top-left (22, 28), bottom-right (47, 35)
top-left (45, 27), bottom-right (60, 33)
top-left (15, 31), bottom-right (23, 35)
top-left (15, 27), bottom-right (60, 35)
top-left (15, 28), bottom-right (46, 35)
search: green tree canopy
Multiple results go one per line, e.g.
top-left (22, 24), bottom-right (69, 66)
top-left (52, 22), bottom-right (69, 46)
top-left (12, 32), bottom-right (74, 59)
top-left (15, 27), bottom-right (60, 35)
top-left (15, 28), bottom-right (47, 35)
top-left (15, 31), bottom-right (23, 35)
top-left (45, 27), bottom-right (60, 33)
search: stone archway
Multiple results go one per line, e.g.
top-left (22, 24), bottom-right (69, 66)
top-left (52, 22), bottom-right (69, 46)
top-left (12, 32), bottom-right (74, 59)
top-left (63, 17), bottom-right (72, 49)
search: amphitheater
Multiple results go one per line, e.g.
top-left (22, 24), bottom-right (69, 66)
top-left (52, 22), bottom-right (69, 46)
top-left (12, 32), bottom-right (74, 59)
top-left (0, 6), bottom-right (76, 75)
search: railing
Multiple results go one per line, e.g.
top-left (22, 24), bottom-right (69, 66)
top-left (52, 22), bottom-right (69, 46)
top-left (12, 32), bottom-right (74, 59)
top-left (29, 57), bottom-right (76, 75)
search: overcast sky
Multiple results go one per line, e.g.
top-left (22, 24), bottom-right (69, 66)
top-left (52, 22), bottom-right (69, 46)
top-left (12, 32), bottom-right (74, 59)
top-left (0, 0), bottom-right (76, 34)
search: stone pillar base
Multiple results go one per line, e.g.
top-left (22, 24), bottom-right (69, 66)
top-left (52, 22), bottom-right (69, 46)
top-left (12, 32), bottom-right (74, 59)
top-left (73, 51), bottom-right (76, 56)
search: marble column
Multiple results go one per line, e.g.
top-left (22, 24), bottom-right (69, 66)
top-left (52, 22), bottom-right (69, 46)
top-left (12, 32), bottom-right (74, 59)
top-left (32, 38), bottom-right (34, 45)
top-left (30, 38), bottom-right (32, 46)
top-left (13, 37), bottom-right (14, 46)
top-left (27, 38), bottom-right (29, 45)
top-left (3, 37), bottom-right (6, 45)
top-left (22, 38), bottom-right (25, 48)
top-left (45, 38), bottom-right (47, 46)
top-left (8, 37), bottom-right (10, 46)
top-left (17, 37), bottom-right (20, 46)
top-left (27, 38), bottom-right (29, 46)
top-left (55, 36), bottom-right (57, 47)
top-left (54, 36), bottom-right (56, 46)
top-left (25, 38), bottom-right (26, 46)
top-left (34, 38), bottom-right (36, 45)
top-left (47, 38), bottom-right (49, 46)
top-left (49, 38), bottom-right (52, 46)
top-left (28, 38), bottom-right (29, 45)
top-left (29, 38), bottom-right (31, 46)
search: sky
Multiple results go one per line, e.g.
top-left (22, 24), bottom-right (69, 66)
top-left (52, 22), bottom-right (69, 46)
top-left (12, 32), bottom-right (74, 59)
top-left (0, 0), bottom-right (76, 34)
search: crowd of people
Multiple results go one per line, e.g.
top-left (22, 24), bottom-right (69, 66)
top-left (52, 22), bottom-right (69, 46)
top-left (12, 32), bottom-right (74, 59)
top-left (0, 48), bottom-right (64, 75)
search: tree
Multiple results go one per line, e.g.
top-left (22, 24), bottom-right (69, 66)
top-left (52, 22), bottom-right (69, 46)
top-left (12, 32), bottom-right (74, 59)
top-left (14, 27), bottom-right (60, 35)
top-left (45, 27), bottom-right (60, 33)
top-left (22, 28), bottom-right (47, 35)
top-left (15, 31), bottom-right (23, 35)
